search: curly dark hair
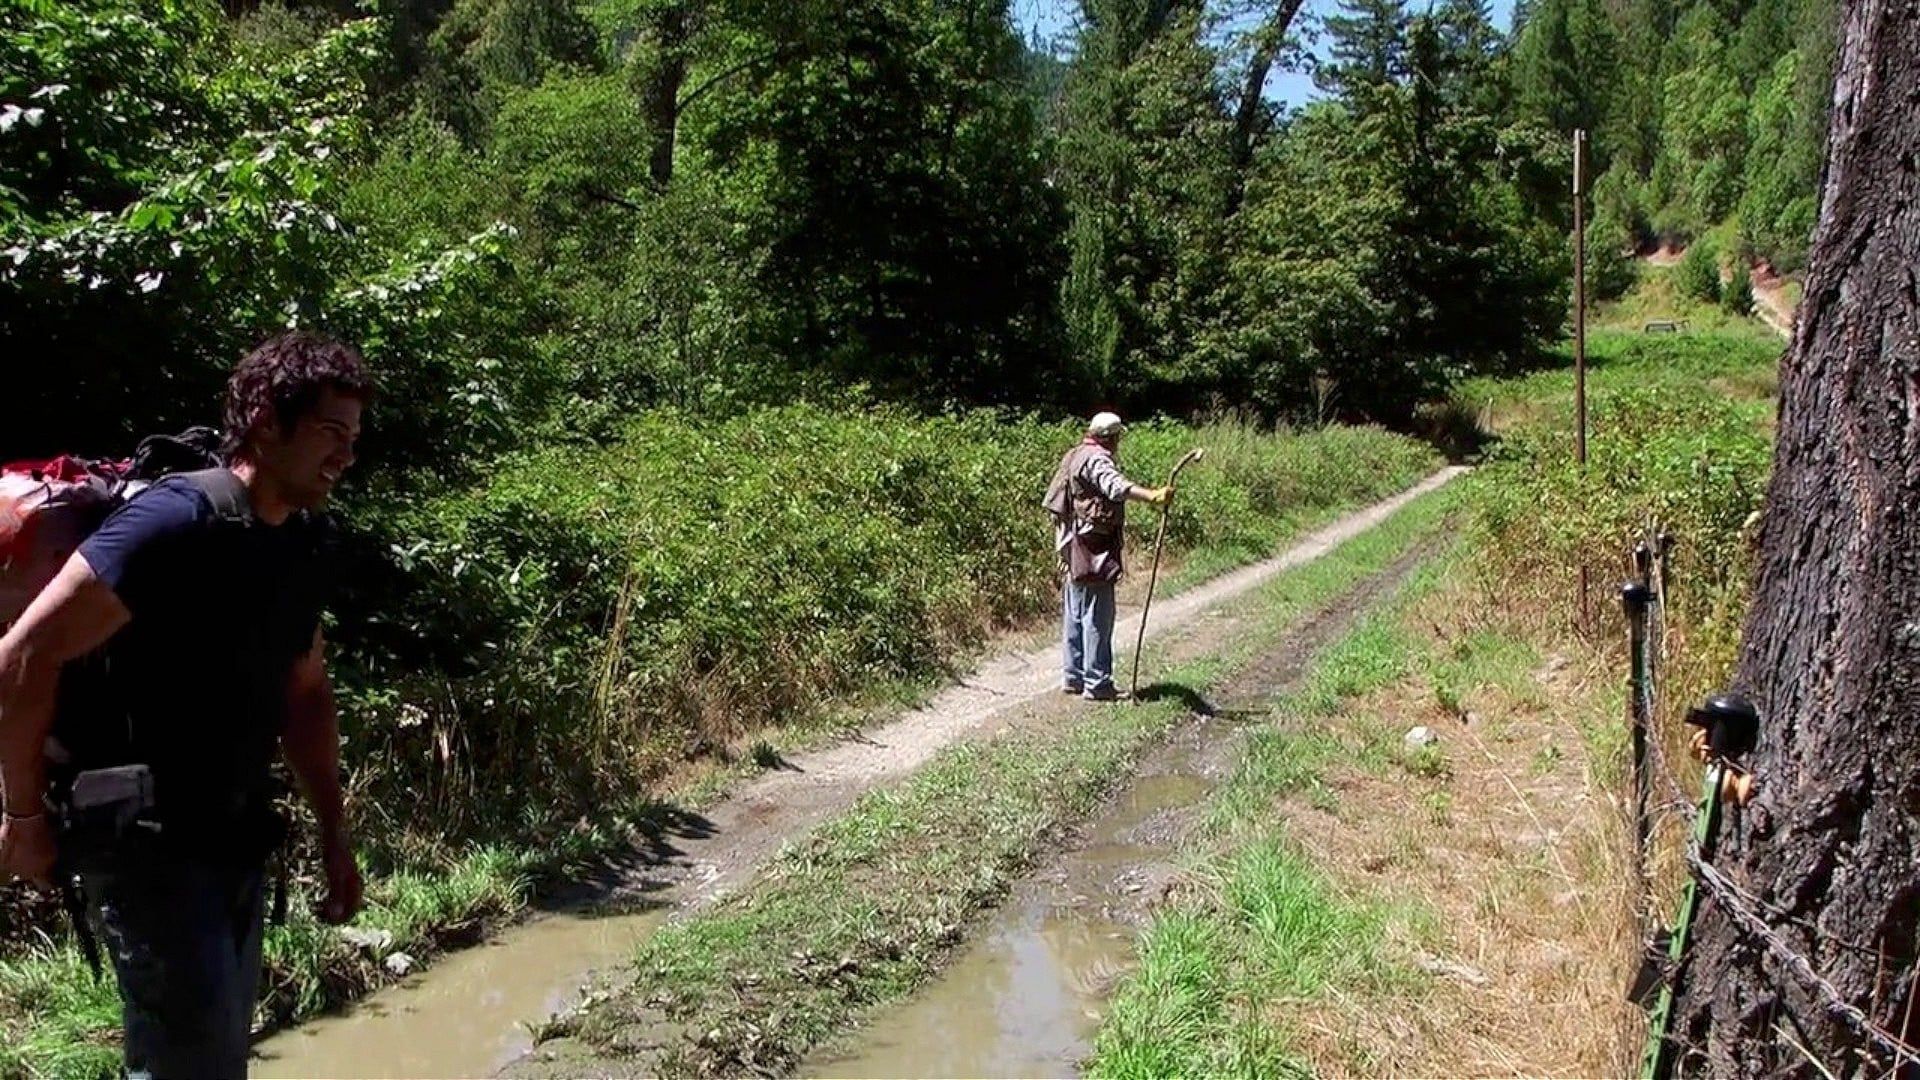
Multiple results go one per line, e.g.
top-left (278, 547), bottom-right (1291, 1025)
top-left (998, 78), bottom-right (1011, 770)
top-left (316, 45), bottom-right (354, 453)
top-left (222, 331), bottom-right (373, 456)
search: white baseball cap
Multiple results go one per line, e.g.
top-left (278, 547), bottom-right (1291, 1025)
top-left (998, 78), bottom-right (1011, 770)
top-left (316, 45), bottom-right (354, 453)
top-left (1087, 411), bottom-right (1125, 437)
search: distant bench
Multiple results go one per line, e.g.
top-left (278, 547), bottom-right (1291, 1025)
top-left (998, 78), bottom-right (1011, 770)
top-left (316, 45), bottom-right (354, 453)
top-left (1643, 319), bottom-right (1689, 334)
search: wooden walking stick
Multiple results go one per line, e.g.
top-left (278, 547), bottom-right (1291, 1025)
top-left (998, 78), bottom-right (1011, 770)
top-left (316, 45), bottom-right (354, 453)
top-left (1130, 447), bottom-right (1205, 700)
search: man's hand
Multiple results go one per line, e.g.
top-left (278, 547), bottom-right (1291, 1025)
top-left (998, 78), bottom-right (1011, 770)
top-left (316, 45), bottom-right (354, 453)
top-left (1146, 486), bottom-right (1174, 506)
top-left (318, 826), bottom-right (363, 925)
top-left (0, 814), bottom-right (56, 889)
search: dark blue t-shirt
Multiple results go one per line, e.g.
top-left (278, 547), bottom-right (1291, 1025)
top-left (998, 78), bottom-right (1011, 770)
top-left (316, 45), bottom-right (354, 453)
top-left (59, 474), bottom-right (329, 826)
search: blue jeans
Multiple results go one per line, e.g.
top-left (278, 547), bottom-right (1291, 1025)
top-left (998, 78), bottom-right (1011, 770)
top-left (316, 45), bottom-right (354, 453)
top-left (1062, 578), bottom-right (1117, 696)
top-left (83, 855), bottom-right (266, 1080)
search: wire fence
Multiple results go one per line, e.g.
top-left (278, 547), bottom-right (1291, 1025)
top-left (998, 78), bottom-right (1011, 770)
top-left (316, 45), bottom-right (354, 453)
top-left (1616, 528), bottom-right (1920, 1079)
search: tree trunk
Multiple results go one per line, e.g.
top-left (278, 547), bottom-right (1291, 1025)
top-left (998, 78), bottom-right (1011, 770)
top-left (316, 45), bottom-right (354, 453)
top-left (642, 3), bottom-right (695, 189)
top-left (1225, 0), bottom-right (1306, 214)
top-left (1670, 0), bottom-right (1920, 1076)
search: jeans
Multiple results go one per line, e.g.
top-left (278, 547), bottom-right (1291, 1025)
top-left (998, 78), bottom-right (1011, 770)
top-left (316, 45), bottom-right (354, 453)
top-left (1062, 578), bottom-right (1118, 696)
top-left (82, 854), bottom-right (266, 1080)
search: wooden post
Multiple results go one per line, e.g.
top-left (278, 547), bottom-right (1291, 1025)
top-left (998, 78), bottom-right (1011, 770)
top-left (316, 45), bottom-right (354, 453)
top-left (1573, 128), bottom-right (1589, 467)
top-left (1573, 128), bottom-right (1590, 629)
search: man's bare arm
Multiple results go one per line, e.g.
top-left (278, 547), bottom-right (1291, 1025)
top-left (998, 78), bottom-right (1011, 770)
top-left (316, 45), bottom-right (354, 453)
top-left (0, 554), bottom-right (130, 883)
top-left (282, 629), bottom-right (345, 837)
top-left (0, 555), bottom-right (129, 810)
top-left (282, 628), bottom-right (362, 922)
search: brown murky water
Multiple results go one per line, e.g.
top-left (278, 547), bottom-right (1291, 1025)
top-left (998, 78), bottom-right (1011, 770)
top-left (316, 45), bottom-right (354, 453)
top-left (803, 524), bottom-right (1446, 1079)
top-left (804, 746), bottom-right (1223, 1079)
top-left (252, 907), bottom-right (666, 1079)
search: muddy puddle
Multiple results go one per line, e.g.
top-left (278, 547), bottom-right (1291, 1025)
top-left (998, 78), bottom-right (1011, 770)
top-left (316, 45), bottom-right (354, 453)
top-left (252, 906), bottom-right (666, 1079)
top-left (242, 483), bottom-right (1450, 1080)
top-left (804, 717), bottom-right (1239, 1080)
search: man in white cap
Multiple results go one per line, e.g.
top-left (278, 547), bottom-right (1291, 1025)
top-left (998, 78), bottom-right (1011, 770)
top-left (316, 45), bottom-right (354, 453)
top-left (1042, 411), bottom-right (1170, 701)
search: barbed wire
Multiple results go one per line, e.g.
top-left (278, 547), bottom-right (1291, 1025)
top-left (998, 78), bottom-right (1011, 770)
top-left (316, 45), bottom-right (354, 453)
top-left (1689, 854), bottom-right (1891, 960)
top-left (1638, 971), bottom-right (1855, 1078)
top-left (1688, 850), bottom-right (1920, 1065)
top-left (1634, 534), bottom-right (1700, 822)
top-left (1624, 526), bottom-right (1920, 1078)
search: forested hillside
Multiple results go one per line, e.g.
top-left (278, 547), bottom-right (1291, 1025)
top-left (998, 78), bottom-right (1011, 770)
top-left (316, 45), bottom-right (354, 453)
top-left (2, 0), bottom-right (1827, 837)
top-left (5, 0), bottom-right (1827, 447)
top-left (1, 1), bottom-right (1833, 1070)
top-left (1509, 0), bottom-right (1835, 279)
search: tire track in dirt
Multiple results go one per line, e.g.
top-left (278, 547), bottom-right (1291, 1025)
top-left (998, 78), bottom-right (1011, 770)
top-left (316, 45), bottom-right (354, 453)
top-left (661, 467), bottom-right (1466, 908)
top-left (495, 468), bottom-right (1465, 1078)
top-left (798, 526), bottom-right (1451, 1079)
top-left (254, 468), bottom-right (1465, 1079)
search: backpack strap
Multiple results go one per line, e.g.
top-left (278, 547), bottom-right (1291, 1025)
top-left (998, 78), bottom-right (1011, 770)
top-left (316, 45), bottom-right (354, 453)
top-left (127, 428), bottom-right (224, 483)
top-left (176, 467), bottom-right (253, 524)
top-left (59, 872), bottom-right (105, 981)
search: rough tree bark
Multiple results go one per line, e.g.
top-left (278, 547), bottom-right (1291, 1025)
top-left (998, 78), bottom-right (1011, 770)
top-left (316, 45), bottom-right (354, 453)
top-left (1670, 0), bottom-right (1920, 1075)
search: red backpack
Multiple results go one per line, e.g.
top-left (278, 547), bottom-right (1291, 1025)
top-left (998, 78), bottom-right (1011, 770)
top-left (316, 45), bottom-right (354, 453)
top-left (0, 428), bottom-right (224, 626)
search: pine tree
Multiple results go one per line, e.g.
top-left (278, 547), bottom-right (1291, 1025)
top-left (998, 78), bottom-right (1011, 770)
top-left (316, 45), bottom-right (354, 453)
top-left (1649, 2), bottom-right (1746, 234)
top-left (1057, 0), bottom-right (1232, 408)
top-left (1314, 0), bottom-right (1412, 104)
top-left (1508, 0), bottom-right (1618, 170)
top-left (1720, 261), bottom-right (1753, 315)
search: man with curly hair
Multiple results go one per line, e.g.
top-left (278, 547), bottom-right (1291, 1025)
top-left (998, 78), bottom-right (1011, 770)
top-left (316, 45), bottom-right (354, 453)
top-left (0, 331), bottom-right (371, 1078)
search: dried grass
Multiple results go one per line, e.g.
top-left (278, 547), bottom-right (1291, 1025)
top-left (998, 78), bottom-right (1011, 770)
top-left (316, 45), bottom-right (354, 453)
top-left (1268, 572), bottom-right (1645, 1078)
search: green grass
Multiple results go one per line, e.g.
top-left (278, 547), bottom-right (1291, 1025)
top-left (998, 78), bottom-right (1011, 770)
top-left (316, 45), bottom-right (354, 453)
top-left (1087, 547), bottom-right (1464, 1079)
top-left (259, 845), bottom-right (529, 1023)
top-left (528, 486), bottom-right (1459, 1077)
top-left (1457, 323), bottom-right (1775, 688)
top-left (1092, 316), bottom-right (1782, 1079)
top-left (1457, 325), bottom-right (1781, 437)
top-left (0, 946), bottom-right (120, 1080)
top-left (1426, 628), bottom-right (1542, 719)
top-left (337, 408), bottom-right (1439, 841)
top-left (1592, 262), bottom-right (1784, 339)
top-left (0, 422), bottom-right (1442, 1079)
top-left (1091, 840), bottom-right (1392, 1080)
top-left (1198, 528), bottom-right (1461, 836)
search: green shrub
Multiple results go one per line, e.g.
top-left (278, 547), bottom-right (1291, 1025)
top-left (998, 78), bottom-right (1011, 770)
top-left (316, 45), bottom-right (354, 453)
top-left (1722, 263), bottom-right (1755, 317)
top-left (1466, 329), bottom-right (1775, 674)
top-left (1676, 239), bottom-right (1722, 303)
top-left (329, 406), bottom-right (1439, 840)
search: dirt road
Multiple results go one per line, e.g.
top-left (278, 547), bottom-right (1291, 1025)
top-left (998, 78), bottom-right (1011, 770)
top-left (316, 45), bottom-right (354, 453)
top-left (1749, 262), bottom-right (1795, 338)
top-left (254, 467), bottom-right (1468, 1079)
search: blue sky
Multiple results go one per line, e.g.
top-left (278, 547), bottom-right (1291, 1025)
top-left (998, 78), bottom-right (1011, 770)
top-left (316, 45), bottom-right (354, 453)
top-left (1010, 0), bottom-right (1519, 109)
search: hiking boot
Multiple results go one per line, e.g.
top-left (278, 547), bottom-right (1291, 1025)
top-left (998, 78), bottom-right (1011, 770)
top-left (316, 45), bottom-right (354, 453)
top-left (1082, 687), bottom-right (1128, 703)
top-left (1062, 683), bottom-right (1084, 696)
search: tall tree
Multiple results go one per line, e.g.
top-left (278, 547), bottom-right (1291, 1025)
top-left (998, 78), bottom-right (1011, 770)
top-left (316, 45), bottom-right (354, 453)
top-left (1647, 2), bottom-right (1746, 234)
top-left (1314, 0), bottom-right (1411, 103)
top-left (1225, 0), bottom-right (1308, 206)
top-left (687, 0), bottom-right (1066, 405)
top-left (628, 0), bottom-right (700, 188)
top-left (1736, 49), bottom-right (1816, 269)
top-left (1218, 8), bottom-right (1558, 424)
top-left (417, 0), bottom-right (602, 138)
top-left (1669, 1), bottom-right (1920, 1074)
top-left (1507, 0), bottom-right (1618, 169)
top-left (1607, 0), bottom-right (1668, 177)
top-left (1057, 0), bottom-right (1230, 407)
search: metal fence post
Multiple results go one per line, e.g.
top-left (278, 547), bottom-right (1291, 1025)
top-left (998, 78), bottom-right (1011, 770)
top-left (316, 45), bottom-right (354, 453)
top-left (1639, 693), bottom-right (1759, 1080)
top-left (1622, 580), bottom-right (1654, 894)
